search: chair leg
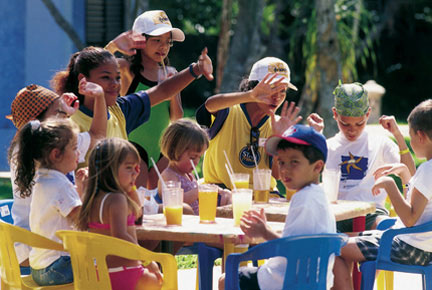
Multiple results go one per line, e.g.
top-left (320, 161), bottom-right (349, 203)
top-left (197, 243), bottom-right (223, 290)
top-left (360, 261), bottom-right (377, 290)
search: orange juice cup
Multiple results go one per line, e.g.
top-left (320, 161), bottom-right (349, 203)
top-left (162, 187), bottom-right (183, 226)
top-left (232, 173), bottom-right (250, 189)
top-left (232, 188), bottom-right (253, 226)
top-left (198, 184), bottom-right (219, 223)
top-left (253, 168), bottom-right (272, 203)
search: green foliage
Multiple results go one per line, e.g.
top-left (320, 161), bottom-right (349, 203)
top-left (175, 255), bottom-right (221, 269)
top-left (0, 178), bottom-right (12, 200)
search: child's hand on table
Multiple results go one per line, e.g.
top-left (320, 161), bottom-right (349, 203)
top-left (240, 208), bottom-right (269, 240)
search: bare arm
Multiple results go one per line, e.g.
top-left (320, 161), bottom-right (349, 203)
top-left (108, 194), bottom-right (138, 244)
top-left (205, 73), bottom-right (287, 114)
top-left (105, 31), bottom-right (146, 56)
top-left (373, 177), bottom-right (428, 227)
top-left (78, 78), bottom-right (107, 150)
top-left (146, 48), bottom-right (214, 107)
top-left (379, 115), bottom-right (415, 175)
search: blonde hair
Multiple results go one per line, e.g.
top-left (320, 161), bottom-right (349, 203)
top-left (160, 119), bottom-right (209, 161)
top-left (77, 138), bottom-right (141, 231)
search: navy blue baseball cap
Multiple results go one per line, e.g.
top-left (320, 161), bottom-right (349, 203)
top-left (265, 124), bottom-right (328, 161)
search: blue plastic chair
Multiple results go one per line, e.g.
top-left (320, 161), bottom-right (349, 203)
top-left (225, 233), bottom-right (348, 290)
top-left (360, 220), bottom-right (432, 290)
top-left (0, 199), bottom-right (13, 224)
top-left (177, 242), bottom-right (222, 290)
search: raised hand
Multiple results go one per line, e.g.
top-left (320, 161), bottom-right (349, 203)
top-left (250, 73), bottom-right (287, 104)
top-left (379, 115), bottom-right (401, 136)
top-left (109, 31), bottom-right (146, 56)
top-left (271, 101), bottom-right (302, 135)
top-left (78, 77), bottom-right (104, 100)
top-left (197, 47), bottom-right (214, 81)
top-left (307, 113), bottom-right (324, 133)
top-left (58, 93), bottom-right (79, 117)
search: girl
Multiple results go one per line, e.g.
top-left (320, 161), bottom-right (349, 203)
top-left (9, 79), bottom-right (106, 269)
top-left (15, 118), bottom-right (81, 286)
top-left (105, 10), bottom-right (184, 190)
top-left (76, 138), bottom-right (162, 290)
top-left (158, 119), bottom-right (231, 214)
top-left (50, 44), bottom-right (213, 168)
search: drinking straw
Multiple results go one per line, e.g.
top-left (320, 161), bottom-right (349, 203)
top-left (225, 163), bottom-right (237, 190)
top-left (190, 160), bottom-right (200, 181)
top-left (250, 146), bottom-right (259, 169)
top-left (150, 157), bottom-right (167, 189)
top-left (250, 147), bottom-right (262, 188)
top-left (223, 150), bottom-right (234, 176)
top-left (160, 56), bottom-right (167, 79)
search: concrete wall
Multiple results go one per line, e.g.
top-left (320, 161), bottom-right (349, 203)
top-left (0, 0), bottom-right (85, 171)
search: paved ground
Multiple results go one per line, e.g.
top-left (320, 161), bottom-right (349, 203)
top-left (177, 266), bottom-right (424, 290)
top-left (177, 265), bottom-right (423, 290)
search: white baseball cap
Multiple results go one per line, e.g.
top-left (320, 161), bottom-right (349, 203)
top-left (132, 10), bottom-right (185, 42)
top-left (248, 57), bottom-right (297, 91)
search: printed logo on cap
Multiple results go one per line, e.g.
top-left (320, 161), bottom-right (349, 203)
top-left (282, 126), bottom-right (296, 137)
top-left (268, 62), bottom-right (288, 78)
top-left (153, 11), bottom-right (171, 25)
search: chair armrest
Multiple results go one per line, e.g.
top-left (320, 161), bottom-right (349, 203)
top-left (377, 220), bottom-right (432, 264)
top-left (376, 217), bottom-right (397, 230)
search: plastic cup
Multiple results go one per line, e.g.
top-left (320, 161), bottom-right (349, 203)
top-left (232, 188), bottom-right (253, 226)
top-left (321, 168), bottom-right (341, 202)
top-left (253, 169), bottom-right (272, 203)
top-left (198, 184), bottom-right (219, 224)
top-left (162, 187), bottom-right (183, 226)
top-left (232, 173), bottom-right (250, 189)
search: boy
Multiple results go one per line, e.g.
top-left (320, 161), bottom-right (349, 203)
top-left (218, 124), bottom-right (336, 290)
top-left (333, 99), bottom-right (432, 290)
top-left (325, 82), bottom-right (415, 232)
top-left (196, 57), bottom-right (301, 191)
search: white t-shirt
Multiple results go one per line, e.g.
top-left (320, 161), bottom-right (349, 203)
top-left (10, 132), bottom-right (89, 263)
top-left (257, 183), bottom-right (336, 290)
top-left (29, 168), bottom-right (82, 269)
top-left (326, 131), bottom-right (399, 209)
top-left (398, 159), bottom-right (432, 251)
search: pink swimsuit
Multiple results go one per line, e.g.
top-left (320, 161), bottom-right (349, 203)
top-left (88, 193), bottom-right (136, 229)
top-left (88, 193), bottom-right (142, 290)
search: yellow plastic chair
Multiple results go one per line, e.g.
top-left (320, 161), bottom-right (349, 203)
top-left (56, 230), bottom-right (178, 290)
top-left (376, 196), bottom-right (397, 290)
top-left (0, 221), bottom-right (73, 290)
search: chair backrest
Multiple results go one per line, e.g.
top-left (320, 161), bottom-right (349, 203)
top-left (0, 199), bottom-right (14, 224)
top-left (56, 230), bottom-right (178, 290)
top-left (225, 233), bottom-right (348, 290)
top-left (0, 220), bottom-right (66, 289)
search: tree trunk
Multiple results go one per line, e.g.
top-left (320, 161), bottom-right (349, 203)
top-left (215, 0), bottom-right (233, 93)
top-left (300, 0), bottom-right (341, 137)
top-left (316, 0), bottom-right (341, 137)
top-left (219, 0), bottom-right (265, 93)
top-left (41, 0), bottom-right (85, 50)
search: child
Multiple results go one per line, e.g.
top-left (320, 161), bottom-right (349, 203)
top-left (158, 119), bottom-right (231, 215)
top-left (196, 57), bottom-right (301, 190)
top-left (76, 138), bottom-right (162, 290)
top-left (50, 45), bottom-right (213, 166)
top-left (218, 124), bottom-right (336, 290)
top-left (14, 118), bottom-right (82, 286)
top-left (324, 82), bottom-right (415, 232)
top-left (105, 10), bottom-right (184, 189)
top-left (8, 80), bottom-right (106, 267)
top-left (333, 99), bottom-right (432, 290)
